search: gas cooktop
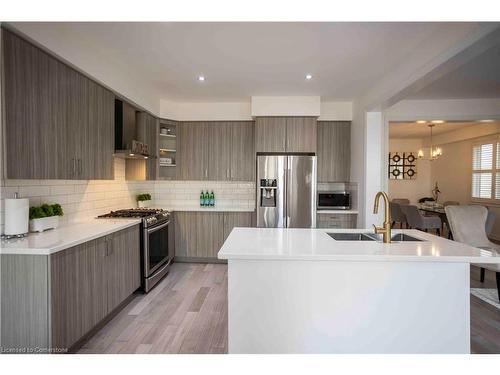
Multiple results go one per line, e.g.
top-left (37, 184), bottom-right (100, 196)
top-left (97, 208), bottom-right (170, 227)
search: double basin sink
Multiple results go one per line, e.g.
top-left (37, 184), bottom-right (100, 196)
top-left (328, 232), bottom-right (423, 242)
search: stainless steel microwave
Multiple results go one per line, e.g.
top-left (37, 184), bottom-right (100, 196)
top-left (317, 191), bottom-right (351, 210)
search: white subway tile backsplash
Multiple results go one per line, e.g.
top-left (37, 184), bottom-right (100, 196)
top-left (1, 157), bottom-right (256, 234)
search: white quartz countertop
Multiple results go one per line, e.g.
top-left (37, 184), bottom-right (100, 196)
top-left (218, 228), bottom-right (500, 264)
top-left (1, 219), bottom-right (141, 255)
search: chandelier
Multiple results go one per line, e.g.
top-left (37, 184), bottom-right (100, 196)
top-left (417, 122), bottom-right (443, 161)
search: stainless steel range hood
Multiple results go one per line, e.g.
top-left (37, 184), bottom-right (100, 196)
top-left (114, 99), bottom-right (150, 159)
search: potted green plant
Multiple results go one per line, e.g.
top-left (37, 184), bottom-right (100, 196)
top-left (29, 203), bottom-right (64, 233)
top-left (137, 193), bottom-right (152, 208)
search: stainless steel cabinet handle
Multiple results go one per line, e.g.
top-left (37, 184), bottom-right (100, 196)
top-left (78, 159), bottom-right (82, 177)
top-left (72, 158), bottom-right (76, 177)
top-left (226, 169), bottom-right (229, 179)
top-left (205, 169), bottom-right (208, 178)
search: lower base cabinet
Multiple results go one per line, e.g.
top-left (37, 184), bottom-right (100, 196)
top-left (316, 213), bottom-right (357, 229)
top-left (174, 211), bottom-right (254, 261)
top-left (0, 225), bottom-right (140, 352)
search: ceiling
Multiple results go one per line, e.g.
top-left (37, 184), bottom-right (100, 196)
top-left (9, 22), bottom-right (486, 102)
top-left (408, 42), bottom-right (500, 100)
top-left (389, 120), bottom-right (500, 139)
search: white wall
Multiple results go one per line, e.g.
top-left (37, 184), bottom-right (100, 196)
top-left (386, 98), bottom-right (500, 122)
top-left (160, 97), bottom-right (352, 121)
top-left (388, 138), bottom-right (432, 204)
top-left (251, 96), bottom-right (321, 117)
top-left (160, 100), bottom-right (252, 121)
top-left (318, 101), bottom-right (353, 121)
top-left (364, 112), bottom-right (384, 228)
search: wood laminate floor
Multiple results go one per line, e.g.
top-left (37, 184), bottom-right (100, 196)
top-left (78, 263), bottom-right (228, 354)
top-left (79, 262), bottom-right (499, 354)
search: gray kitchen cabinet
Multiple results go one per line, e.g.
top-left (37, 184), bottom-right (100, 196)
top-left (173, 211), bottom-right (196, 258)
top-left (230, 122), bottom-right (255, 181)
top-left (137, 111), bottom-right (159, 180)
top-left (174, 212), bottom-right (224, 259)
top-left (317, 121), bottom-right (351, 182)
top-left (286, 117), bottom-right (317, 153)
top-left (2, 28), bottom-right (115, 180)
top-left (207, 122), bottom-right (232, 181)
top-left (1, 224), bottom-right (141, 352)
top-left (255, 117), bottom-right (317, 153)
top-left (89, 80), bottom-right (115, 180)
top-left (223, 212), bottom-right (253, 241)
top-left (3, 29), bottom-right (66, 179)
top-left (174, 211), bottom-right (253, 261)
top-left (177, 122), bottom-right (209, 180)
top-left (255, 117), bottom-right (287, 153)
top-left (106, 226), bottom-right (141, 312)
top-left (177, 121), bottom-right (255, 181)
top-left (316, 213), bottom-right (356, 229)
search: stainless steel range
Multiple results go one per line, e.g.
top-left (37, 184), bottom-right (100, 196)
top-left (98, 208), bottom-right (174, 292)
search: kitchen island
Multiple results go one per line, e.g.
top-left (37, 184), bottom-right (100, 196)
top-left (218, 228), bottom-right (500, 354)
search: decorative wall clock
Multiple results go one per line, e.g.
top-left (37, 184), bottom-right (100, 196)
top-left (388, 152), bottom-right (417, 180)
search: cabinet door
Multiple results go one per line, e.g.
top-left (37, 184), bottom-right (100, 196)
top-left (231, 121), bottom-right (255, 181)
top-left (137, 112), bottom-right (158, 180)
top-left (50, 240), bottom-right (106, 350)
top-left (89, 81), bottom-right (115, 180)
top-left (317, 121), bottom-right (351, 182)
top-left (207, 122), bottom-right (232, 180)
top-left (255, 117), bottom-right (286, 153)
top-left (67, 68), bottom-right (90, 179)
top-left (223, 212), bottom-right (253, 242)
top-left (174, 212), bottom-right (224, 259)
top-left (286, 117), bottom-right (317, 152)
top-left (174, 211), bottom-right (197, 257)
top-left (197, 212), bottom-right (225, 258)
top-left (177, 122), bottom-right (208, 180)
top-left (107, 226), bottom-right (141, 313)
top-left (3, 30), bottom-right (67, 179)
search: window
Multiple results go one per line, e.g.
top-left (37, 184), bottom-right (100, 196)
top-left (472, 141), bottom-right (500, 200)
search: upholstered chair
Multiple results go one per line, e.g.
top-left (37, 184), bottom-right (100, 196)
top-left (389, 202), bottom-right (407, 228)
top-left (400, 205), bottom-right (441, 235)
top-left (445, 205), bottom-right (500, 302)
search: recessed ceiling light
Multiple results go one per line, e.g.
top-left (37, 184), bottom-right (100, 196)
top-left (416, 120), bottom-right (427, 124)
top-left (198, 75), bottom-right (205, 82)
top-left (431, 120), bottom-right (445, 124)
top-left (478, 119), bottom-right (494, 123)
top-left (305, 74), bottom-right (313, 80)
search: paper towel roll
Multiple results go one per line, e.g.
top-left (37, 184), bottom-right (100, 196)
top-left (5, 198), bottom-right (29, 236)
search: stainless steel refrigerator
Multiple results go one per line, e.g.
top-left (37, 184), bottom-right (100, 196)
top-left (256, 154), bottom-right (316, 228)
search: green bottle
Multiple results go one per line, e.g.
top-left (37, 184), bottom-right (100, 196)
top-left (210, 191), bottom-right (215, 207)
top-left (200, 191), bottom-right (204, 207)
top-left (204, 190), bottom-right (209, 207)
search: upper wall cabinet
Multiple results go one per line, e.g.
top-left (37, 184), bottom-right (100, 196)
top-left (2, 29), bottom-right (114, 180)
top-left (255, 117), bottom-right (317, 153)
top-left (177, 121), bottom-right (254, 181)
top-left (136, 112), bottom-right (159, 180)
top-left (317, 121), bottom-right (351, 182)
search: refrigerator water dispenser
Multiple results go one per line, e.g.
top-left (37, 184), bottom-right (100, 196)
top-left (259, 179), bottom-right (277, 207)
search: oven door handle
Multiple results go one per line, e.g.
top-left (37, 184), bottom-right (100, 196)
top-left (147, 220), bottom-right (171, 234)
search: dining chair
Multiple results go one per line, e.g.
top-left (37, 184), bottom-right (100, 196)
top-left (390, 202), bottom-right (407, 228)
top-left (445, 205), bottom-right (500, 302)
top-left (400, 205), bottom-right (441, 235)
top-left (392, 198), bottom-right (410, 205)
top-left (485, 209), bottom-right (496, 236)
